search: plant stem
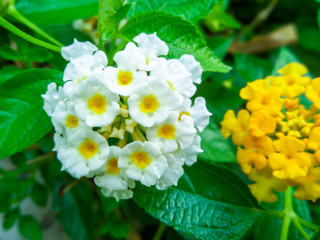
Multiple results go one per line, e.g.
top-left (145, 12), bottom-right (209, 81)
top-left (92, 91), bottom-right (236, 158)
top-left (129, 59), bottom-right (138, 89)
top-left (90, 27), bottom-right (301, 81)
top-left (292, 218), bottom-right (310, 240)
top-left (280, 187), bottom-right (293, 240)
top-left (298, 217), bottom-right (320, 230)
top-left (8, 6), bottom-right (63, 47)
top-left (0, 16), bottom-right (61, 53)
top-left (153, 223), bottom-right (166, 240)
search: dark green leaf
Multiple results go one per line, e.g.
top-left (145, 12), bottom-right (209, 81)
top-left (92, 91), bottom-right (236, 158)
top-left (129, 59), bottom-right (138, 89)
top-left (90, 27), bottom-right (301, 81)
top-left (53, 179), bottom-right (94, 240)
top-left (207, 36), bottom-right (233, 59)
top-left (117, 11), bottom-right (231, 73)
top-left (198, 119), bottom-right (236, 163)
top-left (3, 207), bottom-right (20, 230)
top-left (234, 54), bottom-right (273, 83)
top-left (31, 183), bottom-right (48, 207)
top-left (127, 0), bottom-right (218, 22)
top-left (134, 161), bottom-right (261, 240)
top-left (0, 69), bottom-right (63, 159)
top-left (318, 9), bottom-right (320, 29)
top-left (15, 0), bottom-right (99, 25)
top-left (271, 48), bottom-right (301, 75)
top-left (18, 215), bottom-right (42, 240)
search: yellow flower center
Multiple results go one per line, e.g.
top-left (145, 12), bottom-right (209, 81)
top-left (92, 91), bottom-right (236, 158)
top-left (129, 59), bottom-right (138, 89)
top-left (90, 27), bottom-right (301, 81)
top-left (117, 70), bottom-right (133, 86)
top-left (106, 158), bottom-right (121, 175)
top-left (157, 124), bottom-right (176, 139)
top-left (88, 93), bottom-right (107, 114)
top-left (130, 152), bottom-right (151, 169)
top-left (65, 115), bottom-right (79, 128)
top-left (78, 140), bottom-right (98, 159)
top-left (140, 94), bottom-right (159, 113)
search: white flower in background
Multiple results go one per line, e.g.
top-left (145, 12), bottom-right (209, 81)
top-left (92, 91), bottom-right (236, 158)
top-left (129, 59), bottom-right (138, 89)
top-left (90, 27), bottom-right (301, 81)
top-left (103, 46), bottom-right (147, 96)
top-left (178, 97), bottom-right (212, 132)
top-left (94, 146), bottom-right (135, 201)
top-left (128, 80), bottom-right (180, 127)
top-left (179, 54), bottom-right (203, 84)
top-left (57, 129), bottom-right (109, 178)
top-left (63, 50), bottom-right (107, 83)
top-left (151, 58), bottom-right (196, 103)
top-left (146, 112), bottom-right (196, 153)
top-left (71, 75), bottom-right (120, 127)
top-left (61, 39), bottom-right (98, 61)
top-left (118, 141), bottom-right (168, 186)
top-left (51, 101), bottom-right (89, 135)
top-left (133, 32), bottom-right (168, 70)
top-left (42, 83), bottom-right (65, 116)
top-left (43, 33), bottom-right (211, 201)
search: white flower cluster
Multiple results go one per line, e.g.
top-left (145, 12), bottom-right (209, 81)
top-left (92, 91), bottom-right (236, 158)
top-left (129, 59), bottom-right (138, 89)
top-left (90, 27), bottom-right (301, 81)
top-left (42, 33), bottom-right (211, 201)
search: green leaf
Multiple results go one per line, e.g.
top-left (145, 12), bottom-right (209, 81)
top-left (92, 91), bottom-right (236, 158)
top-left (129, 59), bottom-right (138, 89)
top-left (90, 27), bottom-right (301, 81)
top-left (0, 34), bottom-right (53, 64)
top-left (53, 179), bottom-right (94, 240)
top-left (18, 215), bottom-right (42, 240)
top-left (99, 0), bottom-right (130, 43)
top-left (134, 161), bottom-right (261, 240)
top-left (0, 68), bottom-right (63, 159)
top-left (207, 36), bottom-right (233, 59)
top-left (318, 9), bottom-right (320, 29)
top-left (15, 0), bottom-right (99, 25)
top-left (198, 119), bottom-right (236, 163)
top-left (31, 183), bottom-right (48, 207)
top-left (117, 11), bottom-right (231, 73)
top-left (127, 0), bottom-right (218, 22)
top-left (3, 207), bottom-right (20, 230)
top-left (234, 54), bottom-right (273, 83)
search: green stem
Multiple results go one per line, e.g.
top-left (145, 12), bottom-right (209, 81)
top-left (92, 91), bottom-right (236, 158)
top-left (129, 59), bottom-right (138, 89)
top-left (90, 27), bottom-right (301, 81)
top-left (298, 217), bottom-right (320, 230)
top-left (8, 6), bottom-right (63, 47)
top-left (0, 16), bottom-right (61, 53)
top-left (153, 223), bottom-right (166, 240)
top-left (280, 187), bottom-right (293, 240)
top-left (292, 218), bottom-right (310, 240)
top-left (97, 0), bottom-right (104, 50)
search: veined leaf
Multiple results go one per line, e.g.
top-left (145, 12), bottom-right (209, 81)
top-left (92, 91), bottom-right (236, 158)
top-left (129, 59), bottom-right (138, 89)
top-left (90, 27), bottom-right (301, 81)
top-left (0, 69), bottom-right (63, 159)
top-left (127, 0), bottom-right (218, 22)
top-left (117, 11), bottom-right (231, 73)
top-left (134, 161), bottom-right (261, 240)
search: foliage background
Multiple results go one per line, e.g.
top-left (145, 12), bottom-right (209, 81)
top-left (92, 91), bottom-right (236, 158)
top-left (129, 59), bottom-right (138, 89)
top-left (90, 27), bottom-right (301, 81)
top-left (0, 0), bottom-right (320, 239)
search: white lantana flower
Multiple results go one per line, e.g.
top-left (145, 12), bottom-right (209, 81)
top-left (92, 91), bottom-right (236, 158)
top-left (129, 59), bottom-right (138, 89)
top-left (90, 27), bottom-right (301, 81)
top-left (43, 33), bottom-right (212, 201)
top-left (128, 80), bottom-right (180, 127)
top-left (63, 51), bottom-right (107, 83)
top-left (57, 129), bottom-right (109, 178)
top-left (174, 135), bottom-right (203, 166)
top-left (51, 101), bottom-right (89, 135)
top-left (61, 39), bottom-right (98, 61)
top-left (156, 154), bottom-right (184, 190)
top-left (133, 32), bottom-right (168, 70)
top-left (178, 97), bottom-right (212, 132)
top-left (179, 54), bottom-right (203, 84)
top-left (42, 83), bottom-right (65, 116)
top-left (71, 75), bottom-right (120, 127)
top-left (103, 45), bottom-right (147, 96)
top-left (146, 111), bottom-right (196, 153)
top-left (118, 141), bottom-right (168, 186)
top-left (151, 58), bottom-right (196, 103)
top-left (94, 146), bottom-right (135, 201)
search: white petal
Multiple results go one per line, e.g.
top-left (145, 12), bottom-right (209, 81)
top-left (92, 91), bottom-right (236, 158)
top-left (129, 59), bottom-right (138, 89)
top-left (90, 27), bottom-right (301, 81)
top-left (179, 54), bottom-right (203, 84)
top-left (190, 97), bottom-right (212, 132)
top-left (61, 39), bottom-right (98, 61)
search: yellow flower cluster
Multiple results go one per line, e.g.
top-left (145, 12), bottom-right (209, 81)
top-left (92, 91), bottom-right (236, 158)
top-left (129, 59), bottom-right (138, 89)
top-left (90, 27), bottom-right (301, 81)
top-left (221, 62), bottom-right (320, 203)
